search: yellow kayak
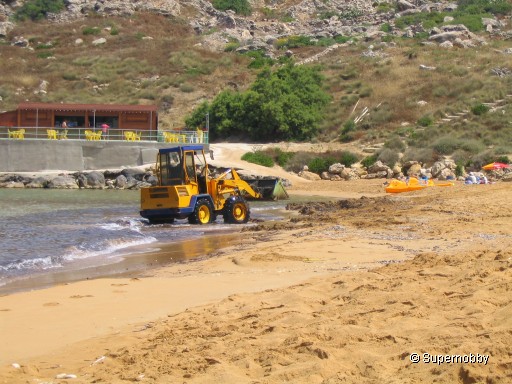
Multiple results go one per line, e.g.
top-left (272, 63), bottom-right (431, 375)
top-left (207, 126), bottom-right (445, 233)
top-left (385, 177), bottom-right (453, 193)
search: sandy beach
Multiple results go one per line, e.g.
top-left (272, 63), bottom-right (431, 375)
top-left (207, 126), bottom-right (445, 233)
top-left (1, 150), bottom-right (511, 383)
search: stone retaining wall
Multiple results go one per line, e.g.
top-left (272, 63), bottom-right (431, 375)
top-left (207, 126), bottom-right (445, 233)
top-left (0, 140), bottom-right (206, 172)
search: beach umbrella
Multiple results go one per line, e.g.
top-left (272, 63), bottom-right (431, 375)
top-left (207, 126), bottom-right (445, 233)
top-left (482, 162), bottom-right (511, 171)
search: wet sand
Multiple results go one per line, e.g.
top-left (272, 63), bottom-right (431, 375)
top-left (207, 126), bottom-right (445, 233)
top-left (0, 178), bottom-right (511, 383)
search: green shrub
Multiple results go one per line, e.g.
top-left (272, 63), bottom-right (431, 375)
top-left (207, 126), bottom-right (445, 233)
top-left (62, 73), bottom-right (79, 81)
top-left (384, 136), bottom-right (406, 152)
top-left (284, 151), bottom-right (316, 173)
top-left (377, 148), bottom-right (399, 167)
top-left (338, 151), bottom-right (359, 167)
top-left (341, 119), bottom-right (356, 135)
top-left (224, 42), bottom-right (240, 52)
top-left (380, 23), bottom-right (392, 33)
top-left (241, 151), bottom-right (274, 167)
top-left (417, 115), bottom-right (433, 127)
top-left (468, 150), bottom-right (496, 170)
top-left (14, 0), bottom-right (64, 21)
top-left (334, 35), bottom-right (351, 44)
top-left (318, 11), bottom-right (338, 20)
top-left (37, 51), bottom-right (54, 59)
top-left (455, 163), bottom-right (465, 177)
top-left (243, 50), bottom-right (274, 69)
top-left (471, 103), bottom-right (490, 115)
top-left (452, 14), bottom-right (485, 32)
top-left (212, 0), bottom-right (252, 15)
top-left (83, 27), bottom-right (101, 36)
top-left (495, 155), bottom-right (510, 164)
top-left (275, 35), bottom-right (314, 49)
top-left (432, 136), bottom-right (461, 155)
top-left (308, 157), bottom-right (331, 174)
top-left (361, 154), bottom-right (378, 169)
top-left (460, 140), bottom-right (485, 154)
top-left (179, 84), bottom-right (195, 93)
top-left (402, 147), bottom-right (434, 164)
top-left (36, 42), bottom-right (54, 49)
top-left (275, 149), bottom-right (295, 167)
top-left (452, 149), bottom-right (472, 165)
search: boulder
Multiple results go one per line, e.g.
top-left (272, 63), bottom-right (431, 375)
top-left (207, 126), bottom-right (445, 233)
top-left (48, 175), bottom-right (79, 189)
top-left (407, 163), bottom-right (422, 176)
top-left (86, 171), bottom-right (106, 188)
top-left (1, 181), bottom-right (25, 188)
top-left (26, 176), bottom-right (50, 188)
top-left (368, 161), bottom-right (389, 173)
top-left (115, 174), bottom-right (128, 189)
top-left (298, 170), bottom-right (321, 181)
top-left (122, 168), bottom-right (146, 181)
top-left (328, 163), bottom-right (345, 175)
top-left (0, 21), bottom-right (15, 37)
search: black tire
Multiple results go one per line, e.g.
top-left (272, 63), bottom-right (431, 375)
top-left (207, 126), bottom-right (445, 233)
top-left (189, 198), bottom-right (214, 225)
top-left (223, 196), bottom-right (250, 224)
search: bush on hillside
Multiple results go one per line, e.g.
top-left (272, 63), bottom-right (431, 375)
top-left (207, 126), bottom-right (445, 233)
top-left (241, 151), bottom-right (274, 167)
top-left (212, 0), bottom-right (252, 15)
top-left (14, 0), bottom-right (65, 21)
top-left (361, 154), bottom-right (378, 169)
top-left (308, 157), bottom-right (332, 174)
top-left (384, 136), bottom-right (406, 152)
top-left (432, 136), bottom-right (461, 155)
top-left (471, 103), bottom-right (490, 115)
top-left (417, 115), bottom-right (434, 127)
top-left (284, 152), bottom-right (317, 173)
top-left (185, 63), bottom-right (331, 142)
top-left (377, 148), bottom-right (399, 167)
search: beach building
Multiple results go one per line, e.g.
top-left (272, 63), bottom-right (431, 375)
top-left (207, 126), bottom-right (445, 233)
top-left (0, 102), bottom-right (158, 133)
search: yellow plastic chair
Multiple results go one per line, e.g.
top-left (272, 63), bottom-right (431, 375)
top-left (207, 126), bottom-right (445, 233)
top-left (163, 131), bottom-right (177, 143)
top-left (85, 130), bottom-right (94, 140)
top-left (8, 129), bottom-right (25, 139)
top-left (47, 129), bottom-right (58, 140)
top-left (124, 131), bottom-right (135, 141)
top-left (58, 129), bottom-right (68, 139)
top-left (196, 129), bottom-right (204, 143)
top-left (133, 131), bottom-right (141, 141)
top-left (94, 131), bottom-right (102, 140)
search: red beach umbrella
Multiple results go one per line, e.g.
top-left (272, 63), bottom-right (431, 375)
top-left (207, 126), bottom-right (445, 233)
top-left (482, 162), bottom-right (510, 171)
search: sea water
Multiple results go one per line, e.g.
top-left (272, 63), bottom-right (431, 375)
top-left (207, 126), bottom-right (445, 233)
top-left (0, 188), bottom-right (287, 293)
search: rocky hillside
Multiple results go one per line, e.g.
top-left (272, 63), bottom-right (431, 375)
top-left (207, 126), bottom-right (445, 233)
top-left (0, 0), bottom-right (511, 142)
top-left (3, 0), bottom-right (510, 56)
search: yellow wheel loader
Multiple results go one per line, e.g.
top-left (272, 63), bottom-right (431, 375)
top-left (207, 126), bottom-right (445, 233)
top-left (140, 145), bottom-right (261, 224)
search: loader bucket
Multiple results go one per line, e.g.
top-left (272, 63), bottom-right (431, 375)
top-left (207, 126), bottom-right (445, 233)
top-left (245, 178), bottom-right (289, 200)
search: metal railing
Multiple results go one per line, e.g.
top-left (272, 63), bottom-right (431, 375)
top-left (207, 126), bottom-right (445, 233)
top-left (0, 126), bottom-right (209, 144)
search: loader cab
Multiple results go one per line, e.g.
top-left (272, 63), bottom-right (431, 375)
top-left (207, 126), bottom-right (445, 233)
top-left (157, 145), bottom-right (208, 193)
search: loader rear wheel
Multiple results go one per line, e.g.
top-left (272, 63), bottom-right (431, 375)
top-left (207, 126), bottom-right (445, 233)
top-left (223, 196), bottom-right (250, 224)
top-left (189, 198), bottom-right (214, 225)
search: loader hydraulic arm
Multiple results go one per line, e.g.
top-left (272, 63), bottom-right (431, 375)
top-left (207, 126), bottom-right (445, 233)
top-left (214, 168), bottom-right (262, 199)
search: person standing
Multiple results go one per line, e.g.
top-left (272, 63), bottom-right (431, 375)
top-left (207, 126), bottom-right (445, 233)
top-left (101, 123), bottom-right (110, 140)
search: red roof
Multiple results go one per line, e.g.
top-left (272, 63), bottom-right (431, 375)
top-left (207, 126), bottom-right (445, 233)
top-left (17, 102), bottom-right (157, 113)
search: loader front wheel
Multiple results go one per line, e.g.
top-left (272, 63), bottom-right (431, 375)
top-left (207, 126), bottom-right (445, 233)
top-left (223, 196), bottom-right (250, 224)
top-left (189, 198), bottom-right (214, 225)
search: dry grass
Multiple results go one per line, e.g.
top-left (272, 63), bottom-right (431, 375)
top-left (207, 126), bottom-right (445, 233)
top-left (0, 12), bottom-right (511, 155)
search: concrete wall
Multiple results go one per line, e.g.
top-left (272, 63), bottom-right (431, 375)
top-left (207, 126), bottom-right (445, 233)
top-left (0, 140), bottom-right (208, 172)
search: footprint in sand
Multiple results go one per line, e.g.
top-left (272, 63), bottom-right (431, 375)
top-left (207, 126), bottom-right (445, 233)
top-left (0, 308), bottom-right (11, 312)
top-left (111, 283), bottom-right (128, 287)
top-left (69, 295), bottom-right (94, 299)
top-left (43, 302), bottom-right (60, 307)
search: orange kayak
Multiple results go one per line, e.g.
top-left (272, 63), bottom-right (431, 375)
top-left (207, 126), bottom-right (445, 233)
top-left (385, 177), bottom-right (453, 193)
